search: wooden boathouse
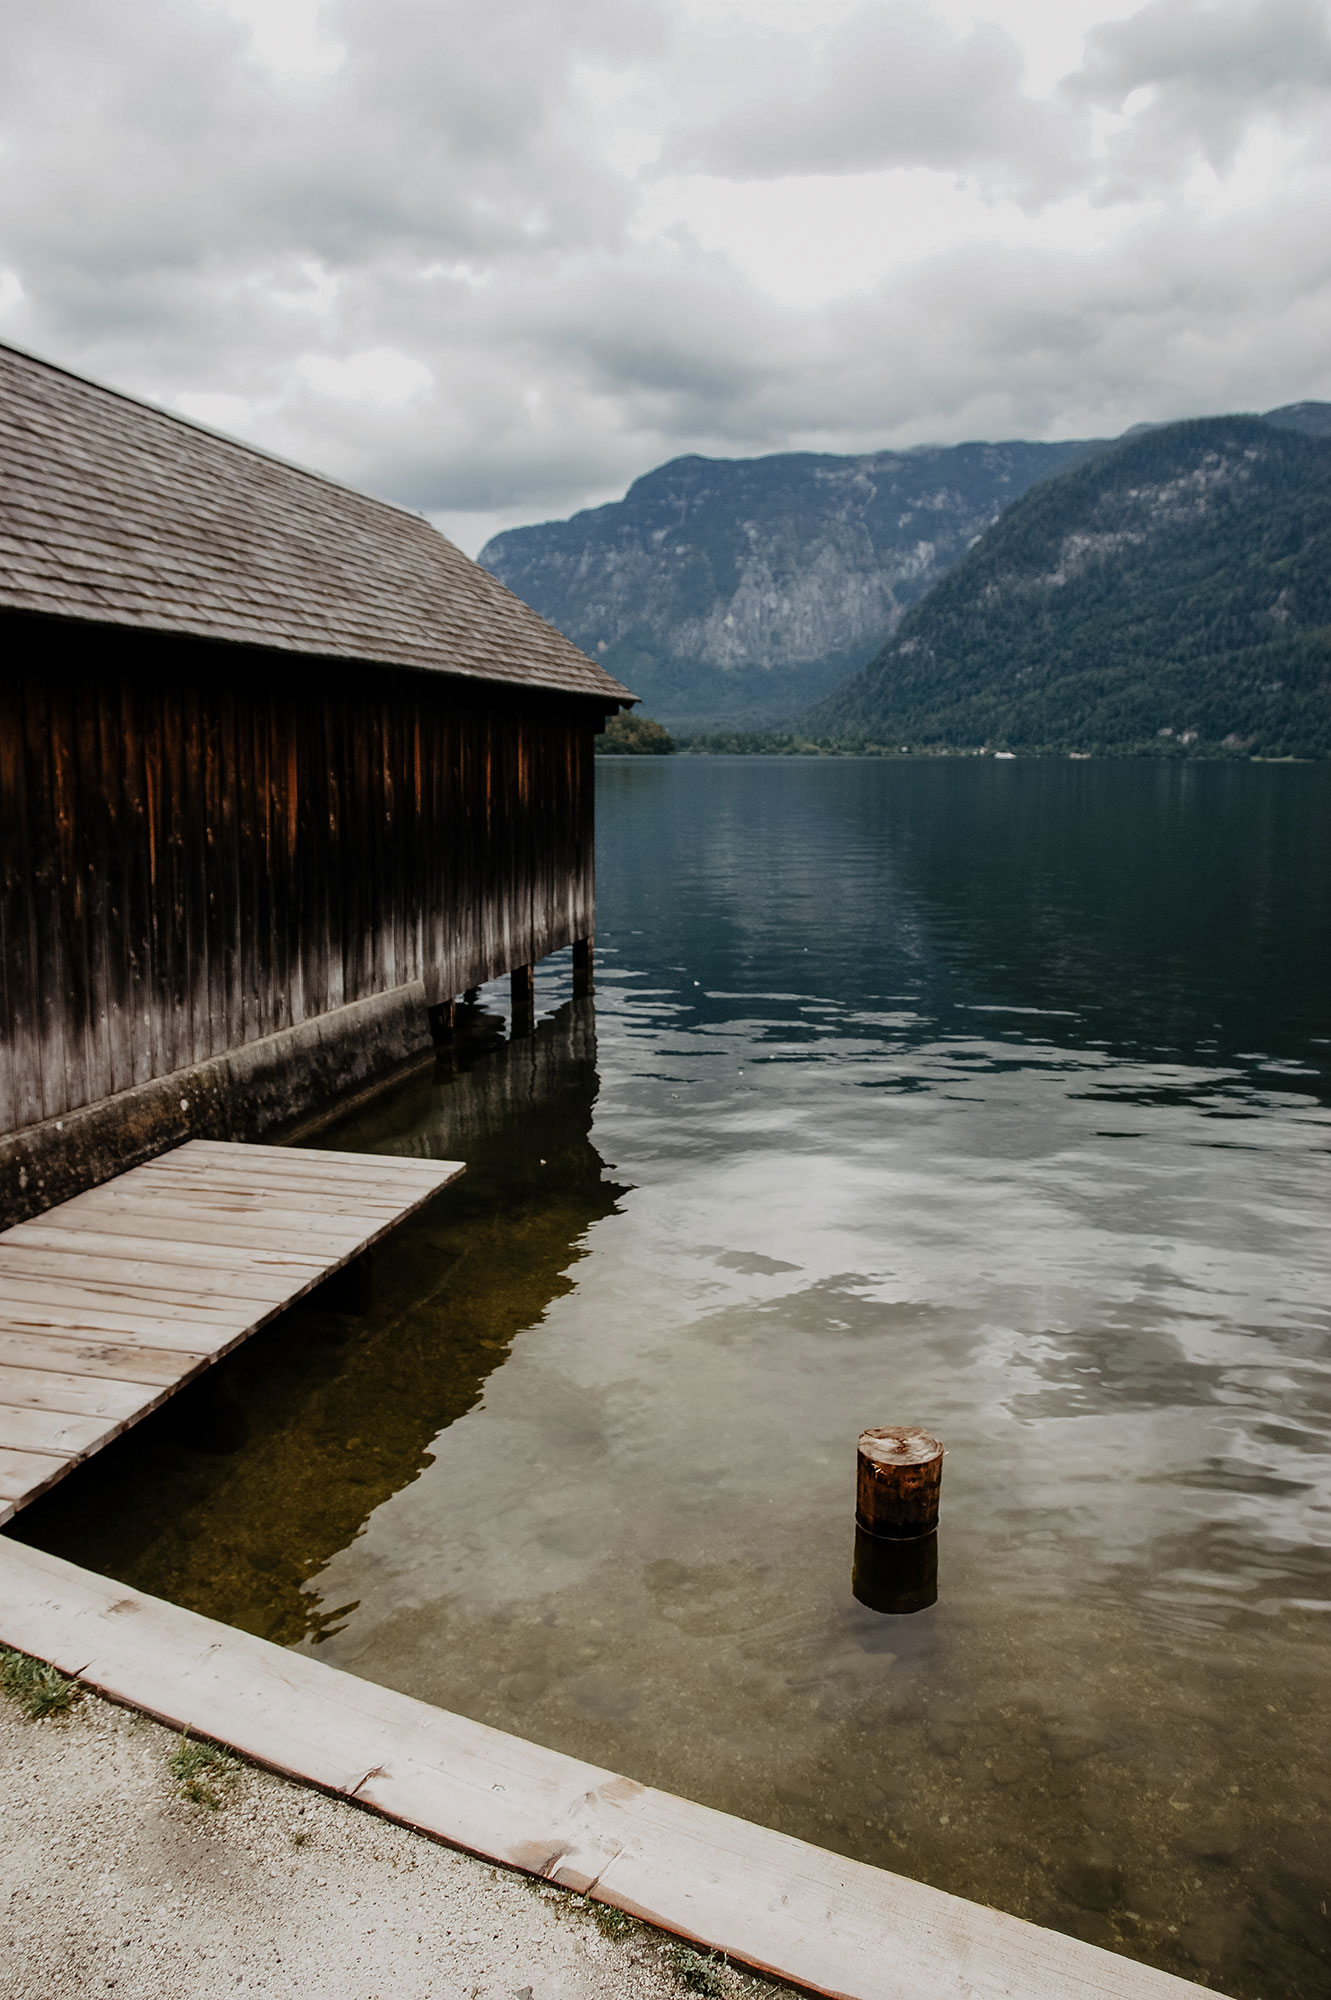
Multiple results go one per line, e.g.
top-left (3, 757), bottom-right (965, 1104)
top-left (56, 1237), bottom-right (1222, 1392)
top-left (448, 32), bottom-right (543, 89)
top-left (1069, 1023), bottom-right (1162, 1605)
top-left (0, 342), bottom-right (632, 1227)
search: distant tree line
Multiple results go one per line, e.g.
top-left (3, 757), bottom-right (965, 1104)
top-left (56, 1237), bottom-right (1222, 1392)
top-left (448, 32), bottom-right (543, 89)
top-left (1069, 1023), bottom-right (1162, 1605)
top-left (596, 711), bottom-right (677, 754)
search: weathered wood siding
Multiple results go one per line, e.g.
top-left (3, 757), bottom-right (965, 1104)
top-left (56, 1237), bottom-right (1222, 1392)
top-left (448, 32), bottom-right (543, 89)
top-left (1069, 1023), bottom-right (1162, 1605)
top-left (0, 615), bottom-right (599, 1136)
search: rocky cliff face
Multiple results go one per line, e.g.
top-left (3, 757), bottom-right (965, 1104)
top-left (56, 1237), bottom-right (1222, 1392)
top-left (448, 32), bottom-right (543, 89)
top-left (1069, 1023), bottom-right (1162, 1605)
top-left (479, 440), bottom-right (1105, 728)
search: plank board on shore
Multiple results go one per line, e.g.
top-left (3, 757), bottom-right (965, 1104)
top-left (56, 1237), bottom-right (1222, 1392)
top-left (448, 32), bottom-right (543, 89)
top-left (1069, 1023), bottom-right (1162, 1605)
top-left (0, 1139), bottom-right (462, 1522)
top-left (0, 1537), bottom-right (1210, 2000)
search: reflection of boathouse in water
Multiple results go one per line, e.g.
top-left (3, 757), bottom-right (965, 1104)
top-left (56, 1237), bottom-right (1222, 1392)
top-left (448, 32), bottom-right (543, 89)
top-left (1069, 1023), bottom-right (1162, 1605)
top-left (0, 342), bottom-right (631, 1226)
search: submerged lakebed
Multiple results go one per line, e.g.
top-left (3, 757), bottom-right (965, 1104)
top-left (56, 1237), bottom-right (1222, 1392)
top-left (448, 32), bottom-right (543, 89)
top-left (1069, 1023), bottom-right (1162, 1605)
top-left (18, 758), bottom-right (1331, 1998)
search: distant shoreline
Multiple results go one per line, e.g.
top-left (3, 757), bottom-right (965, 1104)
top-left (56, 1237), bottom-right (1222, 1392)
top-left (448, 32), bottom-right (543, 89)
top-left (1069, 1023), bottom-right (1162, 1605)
top-left (597, 740), bottom-right (1322, 763)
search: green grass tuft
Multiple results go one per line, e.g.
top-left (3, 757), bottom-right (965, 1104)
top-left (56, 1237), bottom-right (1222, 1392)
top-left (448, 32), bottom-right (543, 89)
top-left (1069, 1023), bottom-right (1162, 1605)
top-left (0, 1648), bottom-right (80, 1719)
top-left (169, 1730), bottom-right (240, 1809)
top-left (664, 1941), bottom-right (731, 1995)
top-left (590, 1901), bottom-right (639, 1940)
top-left (522, 1876), bottom-right (568, 1905)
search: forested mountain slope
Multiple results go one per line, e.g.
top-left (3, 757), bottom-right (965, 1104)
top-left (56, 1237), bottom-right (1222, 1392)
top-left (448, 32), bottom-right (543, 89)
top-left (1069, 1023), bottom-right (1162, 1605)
top-left (1265, 402), bottom-right (1331, 440)
top-left (479, 439), bottom-right (1104, 728)
top-left (804, 416), bottom-right (1331, 758)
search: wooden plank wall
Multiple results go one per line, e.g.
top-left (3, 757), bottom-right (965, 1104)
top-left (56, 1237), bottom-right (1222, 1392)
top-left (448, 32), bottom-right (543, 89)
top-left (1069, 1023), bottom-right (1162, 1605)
top-left (0, 618), bottom-right (600, 1137)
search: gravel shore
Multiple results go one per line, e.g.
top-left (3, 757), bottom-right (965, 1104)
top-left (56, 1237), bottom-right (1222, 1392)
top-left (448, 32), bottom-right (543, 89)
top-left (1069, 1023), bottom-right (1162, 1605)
top-left (2, 1676), bottom-right (783, 2000)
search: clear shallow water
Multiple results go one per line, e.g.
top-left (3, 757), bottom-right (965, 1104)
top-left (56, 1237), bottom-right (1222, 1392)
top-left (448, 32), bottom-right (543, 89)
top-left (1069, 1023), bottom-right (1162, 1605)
top-left (19, 758), bottom-right (1331, 1997)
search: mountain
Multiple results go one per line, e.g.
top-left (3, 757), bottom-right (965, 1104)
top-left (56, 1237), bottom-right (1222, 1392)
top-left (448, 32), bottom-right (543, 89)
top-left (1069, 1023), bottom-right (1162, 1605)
top-left (479, 439), bottom-right (1108, 729)
top-left (803, 414), bottom-right (1331, 758)
top-left (1264, 401), bottom-right (1331, 440)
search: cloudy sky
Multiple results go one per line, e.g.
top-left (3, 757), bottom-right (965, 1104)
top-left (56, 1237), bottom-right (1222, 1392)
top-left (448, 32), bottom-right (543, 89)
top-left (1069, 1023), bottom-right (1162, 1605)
top-left (2, 0), bottom-right (1330, 552)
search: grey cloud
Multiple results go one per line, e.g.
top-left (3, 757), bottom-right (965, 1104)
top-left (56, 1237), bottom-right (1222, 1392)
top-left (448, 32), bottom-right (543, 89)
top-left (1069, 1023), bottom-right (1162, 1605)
top-left (313, 194), bottom-right (1331, 523)
top-left (0, 0), bottom-right (666, 524)
top-left (664, 5), bottom-right (1083, 200)
top-left (662, 0), bottom-right (1331, 207)
top-left (536, 269), bottom-right (789, 407)
top-left (267, 258), bottom-right (801, 513)
top-left (0, 0), bottom-right (1328, 549)
top-left (1070, 0), bottom-right (1331, 189)
top-left (851, 199), bottom-right (1331, 439)
top-left (0, 0), bottom-right (656, 344)
top-left (1075, 0), bottom-right (1331, 100)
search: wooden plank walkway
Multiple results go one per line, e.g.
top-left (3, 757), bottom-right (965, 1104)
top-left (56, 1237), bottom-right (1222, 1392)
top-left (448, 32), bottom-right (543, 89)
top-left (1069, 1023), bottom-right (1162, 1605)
top-left (0, 1538), bottom-right (1208, 2000)
top-left (0, 1138), bottom-right (462, 1522)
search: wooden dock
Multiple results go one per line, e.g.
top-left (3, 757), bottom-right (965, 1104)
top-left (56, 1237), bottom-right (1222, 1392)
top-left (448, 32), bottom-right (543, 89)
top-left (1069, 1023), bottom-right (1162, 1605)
top-left (0, 1138), bottom-right (462, 1522)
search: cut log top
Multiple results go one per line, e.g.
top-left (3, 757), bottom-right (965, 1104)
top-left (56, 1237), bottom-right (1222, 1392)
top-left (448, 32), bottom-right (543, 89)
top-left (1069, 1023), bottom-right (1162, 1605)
top-left (858, 1426), bottom-right (943, 1469)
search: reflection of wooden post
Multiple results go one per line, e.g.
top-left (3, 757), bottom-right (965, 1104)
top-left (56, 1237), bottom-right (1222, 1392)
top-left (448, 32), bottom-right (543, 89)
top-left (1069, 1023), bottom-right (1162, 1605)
top-left (573, 936), bottom-right (594, 999)
top-left (326, 1250), bottom-right (375, 1316)
top-left (853, 1524), bottom-right (938, 1614)
top-left (511, 963), bottom-right (535, 1037)
top-left (856, 1428), bottom-right (943, 1539)
top-left (185, 1375), bottom-right (251, 1456)
top-left (428, 998), bottom-right (457, 1048)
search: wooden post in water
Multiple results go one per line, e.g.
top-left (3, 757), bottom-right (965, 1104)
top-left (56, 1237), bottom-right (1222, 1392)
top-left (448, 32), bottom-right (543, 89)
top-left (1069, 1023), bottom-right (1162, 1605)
top-left (856, 1427), bottom-right (943, 1539)
top-left (511, 964), bottom-right (536, 1037)
top-left (573, 935), bottom-right (594, 999)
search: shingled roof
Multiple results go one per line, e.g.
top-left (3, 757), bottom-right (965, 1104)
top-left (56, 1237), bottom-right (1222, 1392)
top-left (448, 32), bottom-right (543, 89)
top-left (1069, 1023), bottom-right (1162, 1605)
top-left (0, 342), bottom-right (633, 705)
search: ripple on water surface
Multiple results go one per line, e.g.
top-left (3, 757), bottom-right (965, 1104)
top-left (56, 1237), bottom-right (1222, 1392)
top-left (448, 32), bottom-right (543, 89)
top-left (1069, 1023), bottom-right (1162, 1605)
top-left (18, 758), bottom-right (1331, 1999)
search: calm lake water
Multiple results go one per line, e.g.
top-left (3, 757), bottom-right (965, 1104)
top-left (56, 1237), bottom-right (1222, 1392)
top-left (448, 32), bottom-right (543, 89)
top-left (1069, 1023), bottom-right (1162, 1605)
top-left (19, 758), bottom-right (1331, 1998)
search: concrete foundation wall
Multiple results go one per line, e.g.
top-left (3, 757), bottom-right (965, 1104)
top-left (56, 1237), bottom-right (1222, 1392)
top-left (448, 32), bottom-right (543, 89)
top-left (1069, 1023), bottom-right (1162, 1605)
top-left (0, 981), bottom-right (432, 1227)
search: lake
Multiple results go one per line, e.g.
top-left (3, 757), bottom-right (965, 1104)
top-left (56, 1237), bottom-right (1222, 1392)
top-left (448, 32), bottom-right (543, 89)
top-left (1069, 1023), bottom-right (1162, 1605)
top-left (18, 756), bottom-right (1331, 1998)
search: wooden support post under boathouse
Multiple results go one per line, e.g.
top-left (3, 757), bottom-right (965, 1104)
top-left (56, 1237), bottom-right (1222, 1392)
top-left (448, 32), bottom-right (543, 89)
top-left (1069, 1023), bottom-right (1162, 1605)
top-left (0, 340), bottom-right (634, 1229)
top-left (509, 963), bottom-right (536, 1037)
